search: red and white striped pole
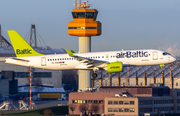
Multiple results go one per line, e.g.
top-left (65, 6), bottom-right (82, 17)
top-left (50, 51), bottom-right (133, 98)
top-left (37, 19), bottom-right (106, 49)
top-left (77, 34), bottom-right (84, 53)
top-left (30, 67), bottom-right (32, 105)
top-left (127, 67), bottom-right (129, 86)
top-left (170, 67), bottom-right (172, 89)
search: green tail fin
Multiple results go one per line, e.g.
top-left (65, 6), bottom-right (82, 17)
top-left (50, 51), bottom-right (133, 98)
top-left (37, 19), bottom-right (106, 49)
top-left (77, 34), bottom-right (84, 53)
top-left (7, 30), bottom-right (44, 57)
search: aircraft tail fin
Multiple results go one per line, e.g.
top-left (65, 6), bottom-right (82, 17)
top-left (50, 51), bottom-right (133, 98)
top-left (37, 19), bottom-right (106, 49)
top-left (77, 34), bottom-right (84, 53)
top-left (7, 30), bottom-right (44, 57)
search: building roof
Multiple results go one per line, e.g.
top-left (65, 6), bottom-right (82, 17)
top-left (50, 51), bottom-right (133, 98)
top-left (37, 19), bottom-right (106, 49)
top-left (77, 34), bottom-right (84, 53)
top-left (19, 87), bottom-right (65, 93)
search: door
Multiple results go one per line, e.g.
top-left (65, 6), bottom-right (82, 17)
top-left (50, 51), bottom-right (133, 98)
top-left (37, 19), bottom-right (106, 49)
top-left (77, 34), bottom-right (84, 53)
top-left (106, 54), bottom-right (109, 60)
top-left (41, 57), bottom-right (46, 66)
top-left (152, 52), bottom-right (158, 60)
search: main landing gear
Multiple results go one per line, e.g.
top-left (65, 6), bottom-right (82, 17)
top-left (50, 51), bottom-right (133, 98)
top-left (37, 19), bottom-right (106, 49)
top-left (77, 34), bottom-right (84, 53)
top-left (91, 73), bottom-right (97, 78)
top-left (91, 67), bottom-right (99, 78)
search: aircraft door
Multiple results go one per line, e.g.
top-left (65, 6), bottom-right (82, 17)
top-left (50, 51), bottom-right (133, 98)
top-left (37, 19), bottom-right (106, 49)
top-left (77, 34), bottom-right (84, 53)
top-left (106, 54), bottom-right (109, 60)
top-left (41, 57), bottom-right (46, 66)
top-left (152, 52), bottom-right (158, 60)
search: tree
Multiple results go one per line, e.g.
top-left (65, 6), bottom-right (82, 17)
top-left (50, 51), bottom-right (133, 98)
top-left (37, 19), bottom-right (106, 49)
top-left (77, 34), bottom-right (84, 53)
top-left (69, 103), bottom-right (76, 115)
top-left (79, 103), bottom-right (89, 116)
top-left (91, 104), bottom-right (100, 116)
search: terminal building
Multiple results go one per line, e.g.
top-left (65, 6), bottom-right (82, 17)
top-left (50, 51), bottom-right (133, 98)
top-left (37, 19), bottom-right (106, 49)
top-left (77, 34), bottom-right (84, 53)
top-left (69, 85), bottom-right (180, 116)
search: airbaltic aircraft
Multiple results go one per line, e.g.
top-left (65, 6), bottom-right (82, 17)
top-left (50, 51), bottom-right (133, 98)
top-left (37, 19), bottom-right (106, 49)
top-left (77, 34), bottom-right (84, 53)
top-left (5, 30), bottom-right (176, 78)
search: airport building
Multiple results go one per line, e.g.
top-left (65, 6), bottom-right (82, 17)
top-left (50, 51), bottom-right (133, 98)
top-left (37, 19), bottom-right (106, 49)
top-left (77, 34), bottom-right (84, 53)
top-left (69, 85), bottom-right (180, 115)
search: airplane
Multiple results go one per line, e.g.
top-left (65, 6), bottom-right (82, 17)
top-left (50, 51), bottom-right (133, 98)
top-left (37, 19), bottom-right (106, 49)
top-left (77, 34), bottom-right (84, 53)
top-left (5, 30), bottom-right (176, 78)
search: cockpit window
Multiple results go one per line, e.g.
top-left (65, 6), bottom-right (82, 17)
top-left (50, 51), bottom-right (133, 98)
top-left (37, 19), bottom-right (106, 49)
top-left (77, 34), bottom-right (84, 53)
top-left (163, 52), bottom-right (171, 55)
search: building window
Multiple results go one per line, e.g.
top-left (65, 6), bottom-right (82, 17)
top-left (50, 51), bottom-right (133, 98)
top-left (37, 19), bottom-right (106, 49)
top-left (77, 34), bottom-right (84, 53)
top-left (124, 108), bottom-right (129, 112)
top-left (139, 100), bottom-right (152, 105)
top-left (108, 101), bottom-right (113, 105)
top-left (130, 108), bottom-right (135, 112)
top-left (154, 100), bottom-right (173, 104)
top-left (177, 92), bottom-right (180, 96)
top-left (114, 108), bottom-right (118, 112)
top-left (94, 100), bottom-right (98, 104)
top-left (176, 83), bottom-right (178, 86)
top-left (88, 100), bottom-right (93, 104)
top-left (83, 100), bottom-right (87, 103)
top-left (124, 101), bottom-right (129, 105)
top-left (177, 99), bottom-right (180, 103)
top-left (108, 108), bottom-right (113, 112)
top-left (114, 101), bottom-right (118, 105)
top-left (119, 101), bottom-right (123, 104)
top-left (99, 100), bottom-right (103, 104)
top-left (72, 100), bottom-right (77, 103)
top-left (78, 100), bottom-right (82, 104)
top-left (177, 107), bottom-right (180, 111)
top-left (140, 108), bottom-right (152, 112)
top-left (119, 108), bottom-right (123, 112)
top-left (130, 101), bottom-right (134, 105)
top-left (154, 107), bottom-right (173, 112)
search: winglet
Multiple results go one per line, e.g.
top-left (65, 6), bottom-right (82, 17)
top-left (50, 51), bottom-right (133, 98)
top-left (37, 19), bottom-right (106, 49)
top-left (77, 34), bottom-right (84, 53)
top-left (71, 50), bottom-right (75, 53)
top-left (7, 30), bottom-right (44, 57)
top-left (65, 49), bottom-right (76, 57)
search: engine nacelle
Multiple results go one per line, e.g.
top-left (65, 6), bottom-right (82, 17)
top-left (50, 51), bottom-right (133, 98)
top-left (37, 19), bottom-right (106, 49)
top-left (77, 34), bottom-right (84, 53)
top-left (105, 62), bottom-right (123, 73)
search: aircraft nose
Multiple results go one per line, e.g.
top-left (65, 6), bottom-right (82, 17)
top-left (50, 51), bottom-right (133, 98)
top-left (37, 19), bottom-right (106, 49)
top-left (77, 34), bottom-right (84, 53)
top-left (171, 56), bottom-right (177, 62)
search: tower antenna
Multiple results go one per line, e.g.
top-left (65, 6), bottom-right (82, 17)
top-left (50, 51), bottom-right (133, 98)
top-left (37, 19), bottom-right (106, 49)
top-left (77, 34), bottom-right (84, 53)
top-left (75, 0), bottom-right (77, 9)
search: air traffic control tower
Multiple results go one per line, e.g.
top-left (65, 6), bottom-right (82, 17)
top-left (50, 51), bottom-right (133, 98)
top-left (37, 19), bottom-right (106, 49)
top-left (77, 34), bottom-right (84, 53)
top-left (68, 0), bottom-right (102, 90)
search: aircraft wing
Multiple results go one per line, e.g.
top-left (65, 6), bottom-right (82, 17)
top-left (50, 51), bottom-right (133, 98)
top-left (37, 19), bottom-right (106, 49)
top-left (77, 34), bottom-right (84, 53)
top-left (65, 49), bottom-right (107, 68)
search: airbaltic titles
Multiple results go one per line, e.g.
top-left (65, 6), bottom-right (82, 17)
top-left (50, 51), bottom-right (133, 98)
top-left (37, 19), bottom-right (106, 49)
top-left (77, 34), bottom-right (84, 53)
top-left (116, 51), bottom-right (149, 58)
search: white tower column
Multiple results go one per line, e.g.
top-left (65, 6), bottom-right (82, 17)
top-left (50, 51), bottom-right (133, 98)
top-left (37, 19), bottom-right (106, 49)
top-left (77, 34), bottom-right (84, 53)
top-left (78, 36), bottom-right (91, 90)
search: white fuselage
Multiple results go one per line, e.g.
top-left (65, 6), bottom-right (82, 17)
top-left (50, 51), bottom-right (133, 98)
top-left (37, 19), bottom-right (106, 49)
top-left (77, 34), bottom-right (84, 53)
top-left (5, 49), bottom-right (176, 71)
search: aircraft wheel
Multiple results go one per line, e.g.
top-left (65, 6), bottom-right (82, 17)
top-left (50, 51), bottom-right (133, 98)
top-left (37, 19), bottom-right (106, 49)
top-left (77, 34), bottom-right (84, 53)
top-left (92, 73), bottom-right (97, 78)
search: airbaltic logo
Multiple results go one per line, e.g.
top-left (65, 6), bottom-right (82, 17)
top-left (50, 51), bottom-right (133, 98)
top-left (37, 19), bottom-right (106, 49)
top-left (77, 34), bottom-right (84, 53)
top-left (16, 49), bottom-right (32, 55)
top-left (116, 51), bottom-right (149, 58)
top-left (110, 66), bottom-right (120, 69)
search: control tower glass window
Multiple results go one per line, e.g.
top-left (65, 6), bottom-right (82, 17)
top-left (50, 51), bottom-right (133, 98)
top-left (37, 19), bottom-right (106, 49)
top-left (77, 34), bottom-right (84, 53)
top-left (86, 12), bottom-right (94, 18)
top-left (94, 12), bottom-right (98, 20)
top-left (72, 12), bottom-right (77, 18)
top-left (77, 12), bottom-right (85, 18)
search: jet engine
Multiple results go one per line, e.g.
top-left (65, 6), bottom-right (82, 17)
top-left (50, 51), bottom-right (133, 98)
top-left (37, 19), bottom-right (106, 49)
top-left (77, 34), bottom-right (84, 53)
top-left (104, 62), bottom-right (123, 73)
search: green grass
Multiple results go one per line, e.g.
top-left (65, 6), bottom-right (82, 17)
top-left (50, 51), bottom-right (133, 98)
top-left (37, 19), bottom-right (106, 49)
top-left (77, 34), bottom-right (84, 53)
top-left (0, 106), bottom-right (68, 116)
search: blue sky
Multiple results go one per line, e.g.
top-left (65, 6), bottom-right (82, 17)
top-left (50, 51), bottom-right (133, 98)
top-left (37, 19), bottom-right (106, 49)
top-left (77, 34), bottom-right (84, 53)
top-left (1, 0), bottom-right (180, 56)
